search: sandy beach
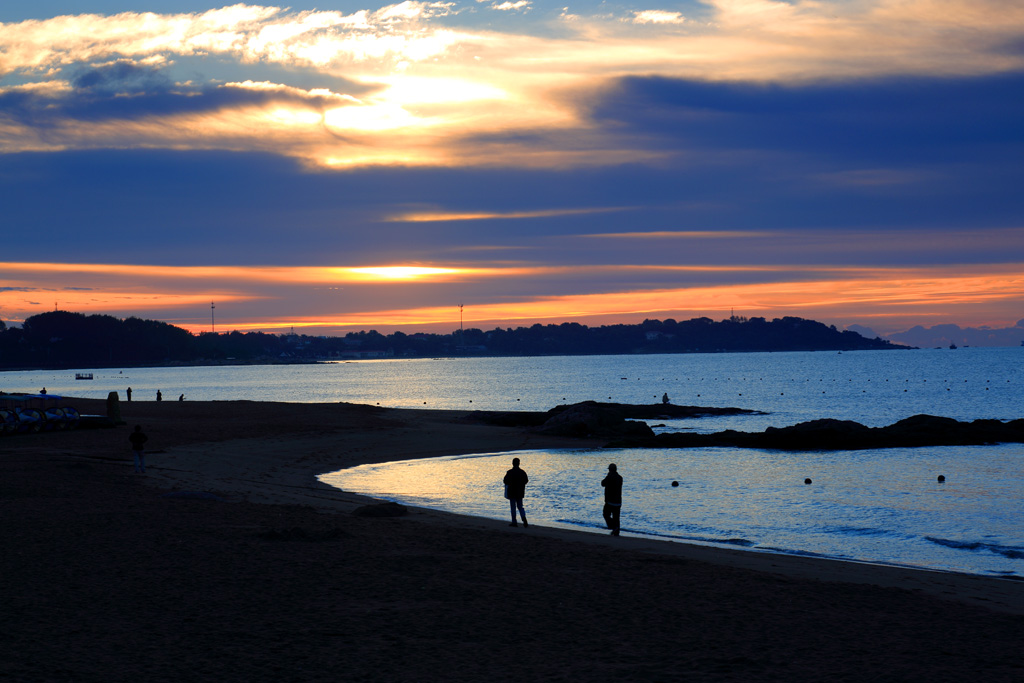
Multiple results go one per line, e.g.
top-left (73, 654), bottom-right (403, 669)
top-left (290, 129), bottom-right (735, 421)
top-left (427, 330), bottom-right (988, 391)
top-left (3, 397), bottom-right (1023, 682)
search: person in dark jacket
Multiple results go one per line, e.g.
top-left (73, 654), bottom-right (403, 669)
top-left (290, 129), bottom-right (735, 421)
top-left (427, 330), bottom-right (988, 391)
top-left (129, 425), bottom-right (148, 474)
top-left (503, 457), bottom-right (529, 528)
top-left (601, 463), bottom-right (623, 536)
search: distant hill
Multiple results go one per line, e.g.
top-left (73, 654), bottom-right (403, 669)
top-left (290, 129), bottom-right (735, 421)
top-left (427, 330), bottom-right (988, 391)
top-left (848, 321), bottom-right (1024, 348)
top-left (885, 321), bottom-right (1024, 348)
top-left (0, 311), bottom-right (904, 370)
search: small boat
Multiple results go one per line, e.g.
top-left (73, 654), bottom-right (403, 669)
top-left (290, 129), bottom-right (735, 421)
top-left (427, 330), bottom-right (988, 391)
top-left (0, 409), bottom-right (18, 435)
top-left (949, 343), bottom-right (957, 349)
top-left (75, 373), bottom-right (94, 380)
top-left (14, 408), bottom-right (43, 433)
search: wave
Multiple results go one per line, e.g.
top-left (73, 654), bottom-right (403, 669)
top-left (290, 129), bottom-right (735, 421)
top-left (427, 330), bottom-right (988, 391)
top-left (554, 519), bottom-right (755, 546)
top-left (925, 536), bottom-right (1024, 560)
top-left (821, 525), bottom-right (901, 538)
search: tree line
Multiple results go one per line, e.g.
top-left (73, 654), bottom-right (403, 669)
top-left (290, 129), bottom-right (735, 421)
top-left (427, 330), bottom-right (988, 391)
top-left (0, 311), bottom-right (902, 370)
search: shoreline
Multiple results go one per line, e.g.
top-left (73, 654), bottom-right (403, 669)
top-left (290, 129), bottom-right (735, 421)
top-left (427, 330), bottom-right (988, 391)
top-left (4, 398), bottom-right (1024, 681)
top-left (14, 397), bottom-right (1024, 611)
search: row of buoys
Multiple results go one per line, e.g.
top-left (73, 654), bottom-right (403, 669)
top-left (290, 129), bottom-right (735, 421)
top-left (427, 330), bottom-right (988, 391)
top-left (0, 406), bottom-right (80, 435)
top-left (668, 476), bottom-right (947, 486)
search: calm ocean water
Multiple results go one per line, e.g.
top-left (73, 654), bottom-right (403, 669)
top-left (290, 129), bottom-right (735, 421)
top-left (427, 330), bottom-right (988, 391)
top-left (4, 348), bottom-right (1023, 576)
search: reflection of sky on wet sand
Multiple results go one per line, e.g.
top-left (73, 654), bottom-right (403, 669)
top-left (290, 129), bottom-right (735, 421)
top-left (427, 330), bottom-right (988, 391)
top-left (320, 444), bottom-right (1024, 577)
top-left (319, 450), bottom-right (613, 524)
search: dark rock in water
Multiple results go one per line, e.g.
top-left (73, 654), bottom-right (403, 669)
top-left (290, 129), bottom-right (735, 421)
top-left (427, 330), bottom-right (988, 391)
top-left (352, 501), bottom-right (408, 517)
top-left (762, 419), bottom-right (870, 450)
top-left (464, 401), bottom-right (762, 430)
top-left (537, 401), bottom-right (654, 439)
top-left (545, 401), bottom-right (764, 421)
top-left (607, 414), bottom-right (1024, 451)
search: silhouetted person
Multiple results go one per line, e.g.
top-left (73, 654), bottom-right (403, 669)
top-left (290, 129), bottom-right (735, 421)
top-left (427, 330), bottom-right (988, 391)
top-left (662, 392), bottom-right (669, 404)
top-left (40, 387), bottom-right (46, 395)
top-left (126, 387), bottom-right (132, 402)
top-left (503, 457), bottom-right (529, 527)
top-left (178, 393), bottom-right (184, 402)
top-left (129, 425), bottom-right (148, 474)
top-left (602, 463), bottom-right (623, 536)
top-left (156, 390), bottom-right (162, 402)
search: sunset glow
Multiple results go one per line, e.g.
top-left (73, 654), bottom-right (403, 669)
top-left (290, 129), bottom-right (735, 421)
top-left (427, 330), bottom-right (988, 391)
top-left (5, 257), bottom-right (1021, 337)
top-left (2, 1), bottom-right (1023, 341)
top-left (345, 266), bottom-right (466, 280)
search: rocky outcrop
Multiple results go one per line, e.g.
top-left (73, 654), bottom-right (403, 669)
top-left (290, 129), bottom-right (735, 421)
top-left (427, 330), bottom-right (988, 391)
top-left (536, 402), bottom-right (655, 439)
top-left (465, 401), bottom-right (761, 430)
top-left (607, 414), bottom-right (1024, 451)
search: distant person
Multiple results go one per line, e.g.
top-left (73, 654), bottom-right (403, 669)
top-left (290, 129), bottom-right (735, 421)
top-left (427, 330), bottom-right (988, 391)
top-left (156, 390), bottom-right (162, 402)
top-left (601, 463), bottom-right (623, 536)
top-left (662, 392), bottom-right (669, 404)
top-left (40, 387), bottom-right (47, 395)
top-left (503, 457), bottom-right (529, 528)
top-left (129, 425), bottom-right (148, 474)
top-left (126, 387), bottom-right (132, 402)
top-left (178, 393), bottom-right (184, 402)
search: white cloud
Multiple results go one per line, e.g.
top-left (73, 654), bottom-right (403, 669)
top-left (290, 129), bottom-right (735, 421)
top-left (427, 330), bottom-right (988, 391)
top-left (632, 10), bottom-right (685, 24)
top-left (491, 1), bottom-right (532, 11)
top-left (0, 3), bottom-right (463, 77)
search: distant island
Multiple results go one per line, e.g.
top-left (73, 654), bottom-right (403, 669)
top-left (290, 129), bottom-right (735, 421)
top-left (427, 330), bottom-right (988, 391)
top-left (0, 311), bottom-right (905, 370)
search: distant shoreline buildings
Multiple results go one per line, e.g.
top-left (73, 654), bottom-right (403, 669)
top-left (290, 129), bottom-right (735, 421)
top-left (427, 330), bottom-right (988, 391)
top-left (0, 311), bottom-right (909, 371)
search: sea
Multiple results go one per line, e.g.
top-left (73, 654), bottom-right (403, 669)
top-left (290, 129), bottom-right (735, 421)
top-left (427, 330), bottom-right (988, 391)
top-left (3, 347), bottom-right (1023, 578)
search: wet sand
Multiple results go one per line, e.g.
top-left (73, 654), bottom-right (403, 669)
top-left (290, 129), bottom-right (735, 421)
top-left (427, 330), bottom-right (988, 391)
top-left (2, 398), bottom-right (1023, 681)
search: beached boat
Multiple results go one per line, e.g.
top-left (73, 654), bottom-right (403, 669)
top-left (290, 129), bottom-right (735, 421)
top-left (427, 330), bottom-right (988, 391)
top-left (43, 406), bottom-right (80, 430)
top-left (75, 373), bottom-right (94, 380)
top-left (0, 408), bottom-right (18, 435)
top-left (14, 407), bottom-right (43, 433)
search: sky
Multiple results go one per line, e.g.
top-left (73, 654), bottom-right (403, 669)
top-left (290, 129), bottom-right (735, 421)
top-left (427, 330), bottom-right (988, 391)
top-left (2, 0), bottom-right (1024, 338)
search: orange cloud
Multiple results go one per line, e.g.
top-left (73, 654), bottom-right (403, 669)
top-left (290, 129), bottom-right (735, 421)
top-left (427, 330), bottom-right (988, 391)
top-left (159, 264), bottom-right (1024, 334)
top-left (582, 230), bottom-right (769, 239)
top-left (389, 207), bottom-right (631, 222)
top-left (4, 260), bottom-right (1023, 335)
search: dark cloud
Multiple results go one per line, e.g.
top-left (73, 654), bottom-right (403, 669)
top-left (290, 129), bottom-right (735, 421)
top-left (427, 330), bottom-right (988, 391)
top-left (590, 73), bottom-right (1024, 159)
top-left (4, 71), bottom-right (1024, 271)
top-left (572, 73), bottom-right (1024, 233)
top-left (3, 140), bottom-right (1023, 271)
top-left (71, 61), bottom-right (174, 94)
top-left (0, 62), bottom-right (358, 125)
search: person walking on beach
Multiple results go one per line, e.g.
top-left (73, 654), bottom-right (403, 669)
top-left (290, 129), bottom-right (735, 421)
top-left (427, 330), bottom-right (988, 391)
top-left (126, 387), bottom-right (132, 402)
top-left (156, 390), bottom-right (162, 402)
top-left (503, 457), bottom-right (529, 528)
top-left (129, 425), bottom-right (148, 474)
top-left (602, 463), bottom-right (623, 536)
